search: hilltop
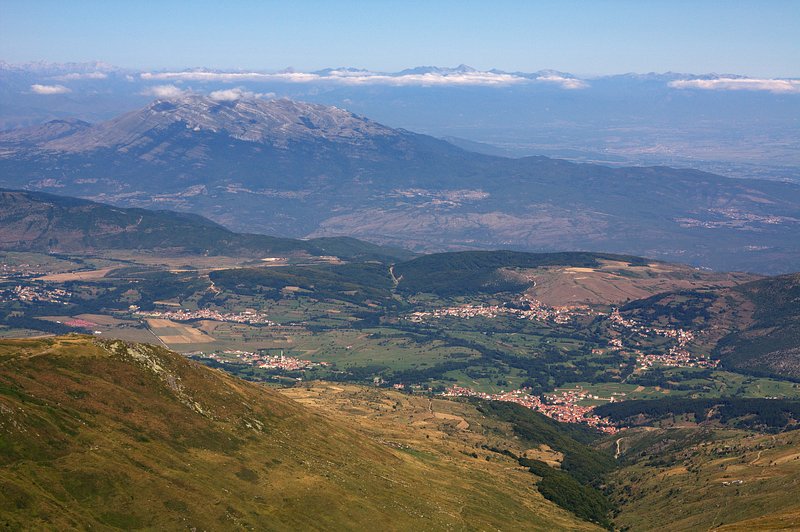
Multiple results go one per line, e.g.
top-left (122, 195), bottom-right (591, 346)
top-left (714, 273), bottom-right (800, 380)
top-left (0, 95), bottom-right (398, 153)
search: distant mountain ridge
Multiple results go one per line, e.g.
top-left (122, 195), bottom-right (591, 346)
top-left (0, 188), bottom-right (414, 261)
top-left (2, 95), bottom-right (800, 273)
top-left (5, 59), bottom-right (796, 79)
top-left (10, 95), bottom-right (398, 153)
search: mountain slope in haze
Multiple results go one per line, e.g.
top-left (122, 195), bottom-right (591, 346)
top-left (2, 94), bottom-right (800, 273)
top-left (0, 118), bottom-right (91, 144)
top-left (0, 188), bottom-right (414, 262)
top-left (0, 336), bottom-right (598, 530)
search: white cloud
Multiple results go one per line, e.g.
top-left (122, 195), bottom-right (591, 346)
top-left (54, 72), bottom-right (108, 80)
top-left (535, 74), bottom-right (589, 89)
top-left (142, 70), bottom-right (345, 84)
top-left (30, 84), bottom-right (71, 95)
top-left (208, 88), bottom-right (276, 101)
top-left (209, 88), bottom-right (256, 101)
top-left (140, 84), bottom-right (188, 98)
top-left (339, 71), bottom-right (526, 86)
top-left (142, 69), bottom-right (536, 87)
top-left (668, 78), bottom-right (800, 94)
top-left (142, 71), bottom-right (275, 82)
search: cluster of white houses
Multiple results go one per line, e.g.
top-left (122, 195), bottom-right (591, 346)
top-left (135, 308), bottom-right (274, 325)
top-left (442, 385), bottom-right (619, 433)
top-left (1, 284), bottom-right (70, 304)
top-left (406, 298), bottom-right (584, 325)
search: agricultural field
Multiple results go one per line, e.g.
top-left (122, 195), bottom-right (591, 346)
top-left (146, 318), bottom-right (215, 344)
top-left (518, 259), bottom-right (754, 307)
top-left (0, 252), bottom-right (93, 276)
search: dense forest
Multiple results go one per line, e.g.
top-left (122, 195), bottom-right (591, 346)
top-left (476, 400), bottom-right (616, 528)
top-left (595, 397), bottom-right (800, 431)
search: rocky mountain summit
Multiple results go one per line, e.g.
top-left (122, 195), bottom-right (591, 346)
top-left (2, 94), bottom-right (398, 154)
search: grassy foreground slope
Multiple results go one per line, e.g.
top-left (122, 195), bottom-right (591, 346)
top-left (0, 336), bottom-right (595, 531)
top-left (283, 384), bottom-right (616, 528)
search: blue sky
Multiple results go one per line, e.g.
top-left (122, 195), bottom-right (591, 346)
top-left (1, 0), bottom-right (798, 77)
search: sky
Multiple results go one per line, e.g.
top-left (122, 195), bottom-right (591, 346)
top-left (1, 0), bottom-right (799, 77)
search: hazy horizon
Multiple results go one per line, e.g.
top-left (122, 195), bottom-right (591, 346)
top-left (2, 0), bottom-right (799, 78)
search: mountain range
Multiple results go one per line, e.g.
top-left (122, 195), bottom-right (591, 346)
top-left (2, 94), bottom-right (799, 273)
top-left (3, 61), bottom-right (798, 182)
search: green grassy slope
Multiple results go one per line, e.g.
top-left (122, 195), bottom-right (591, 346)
top-left (474, 401), bottom-right (617, 528)
top-left (0, 336), bottom-right (595, 530)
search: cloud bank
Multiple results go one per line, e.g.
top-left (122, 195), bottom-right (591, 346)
top-left (30, 84), bottom-right (71, 95)
top-left (138, 85), bottom-right (275, 101)
top-left (668, 77), bottom-right (800, 94)
top-left (54, 72), bottom-right (108, 81)
top-left (141, 69), bottom-right (589, 89)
